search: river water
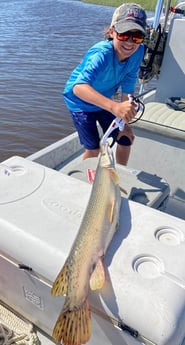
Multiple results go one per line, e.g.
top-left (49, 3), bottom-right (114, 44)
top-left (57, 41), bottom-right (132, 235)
top-left (0, 0), bottom-right (153, 161)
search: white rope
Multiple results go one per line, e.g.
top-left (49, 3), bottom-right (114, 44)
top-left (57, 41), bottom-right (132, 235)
top-left (0, 304), bottom-right (40, 345)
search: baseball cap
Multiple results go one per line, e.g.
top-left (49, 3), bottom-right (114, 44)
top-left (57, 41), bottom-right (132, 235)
top-left (111, 3), bottom-right (147, 35)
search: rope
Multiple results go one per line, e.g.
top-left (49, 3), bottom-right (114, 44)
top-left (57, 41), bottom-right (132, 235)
top-left (0, 304), bottom-right (40, 345)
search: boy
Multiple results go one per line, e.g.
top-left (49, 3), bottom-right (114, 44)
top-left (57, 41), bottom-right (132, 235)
top-left (63, 3), bottom-right (147, 165)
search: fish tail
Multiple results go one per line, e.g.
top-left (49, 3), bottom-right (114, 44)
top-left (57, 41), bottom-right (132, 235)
top-left (52, 299), bottom-right (91, 345)
top-left (51, 263), bottom-right (68, 296)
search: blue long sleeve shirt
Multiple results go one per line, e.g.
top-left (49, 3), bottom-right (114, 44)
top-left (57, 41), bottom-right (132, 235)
top-left (63, 40), bottom-right (144, 112)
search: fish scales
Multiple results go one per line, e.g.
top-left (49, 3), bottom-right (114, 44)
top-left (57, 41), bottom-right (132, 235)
top-left (51, 142), bottom-right (121, 345)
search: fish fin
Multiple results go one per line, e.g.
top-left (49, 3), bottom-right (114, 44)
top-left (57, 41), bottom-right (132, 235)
top-left (90, 258), bottom-right (105, 291)
top-left (108, 168), bottom-right (119, 185)
top-left (52, 299), bottom-right (91, 345)
top-left (51, 263), bottom-right (68, 296)
top-left (120, 186), bottom-right (128, 195)
top-left (108, 198), bottom-right (116, 224)
top-left (109, 168), bottom-right (128, 194)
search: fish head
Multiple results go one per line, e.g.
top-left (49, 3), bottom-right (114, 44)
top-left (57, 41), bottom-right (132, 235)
top-left (99, 142), bottom-right (115, 168)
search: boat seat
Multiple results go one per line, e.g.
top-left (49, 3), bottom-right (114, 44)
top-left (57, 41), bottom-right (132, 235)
top-left (133, 102), bottom-right (185, 141)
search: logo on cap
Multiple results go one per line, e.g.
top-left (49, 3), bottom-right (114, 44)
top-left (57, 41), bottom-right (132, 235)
top-left (126, 8), bottom-right (145, 23)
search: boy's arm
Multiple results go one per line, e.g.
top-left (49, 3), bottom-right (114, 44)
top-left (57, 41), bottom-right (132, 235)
top-left (73, 84), bottom-right (136, 123)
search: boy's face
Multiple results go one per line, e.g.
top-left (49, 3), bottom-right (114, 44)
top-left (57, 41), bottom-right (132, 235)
top-left (109, 28), bottom-right (143, 61)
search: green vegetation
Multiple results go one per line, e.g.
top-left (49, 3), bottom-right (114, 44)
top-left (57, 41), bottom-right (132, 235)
top-left (82, 0), bottom-right (177, 12)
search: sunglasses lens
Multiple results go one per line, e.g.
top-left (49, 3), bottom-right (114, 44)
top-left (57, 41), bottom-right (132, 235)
top-left (132, 36), bottom-right (144, 44)
top-left (116, 31), bottom-right (144, 44)
top-left (117, 33), bottom-right (129, 41)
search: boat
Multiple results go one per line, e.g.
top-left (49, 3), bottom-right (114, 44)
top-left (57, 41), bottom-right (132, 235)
top-left (0, 1), bottom-right (185, 344)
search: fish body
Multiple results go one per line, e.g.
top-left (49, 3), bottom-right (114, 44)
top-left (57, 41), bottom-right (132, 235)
top-left (51, 142), bottom-right (121, 345)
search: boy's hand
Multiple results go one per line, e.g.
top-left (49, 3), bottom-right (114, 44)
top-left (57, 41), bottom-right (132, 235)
top-left (111, 100), bottom-right (137, 123)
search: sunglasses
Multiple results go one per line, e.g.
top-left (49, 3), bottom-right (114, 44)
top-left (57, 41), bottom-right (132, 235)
top-left (115, 30), bottom-right (145, 44)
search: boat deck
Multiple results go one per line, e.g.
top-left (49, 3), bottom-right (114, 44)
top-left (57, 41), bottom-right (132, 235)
top-left (27, 128), bottom-right (185, 221)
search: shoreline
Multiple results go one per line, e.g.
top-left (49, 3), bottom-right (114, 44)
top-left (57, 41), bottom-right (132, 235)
top-left (82, 0), bottom-right (177, 12)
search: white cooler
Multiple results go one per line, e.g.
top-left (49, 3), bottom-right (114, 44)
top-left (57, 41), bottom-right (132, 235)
top-left (0, 156), bottom-right (185, 345)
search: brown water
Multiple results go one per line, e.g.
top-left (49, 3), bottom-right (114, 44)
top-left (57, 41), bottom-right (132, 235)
top-left (0, 0), bottom-right (153, 162)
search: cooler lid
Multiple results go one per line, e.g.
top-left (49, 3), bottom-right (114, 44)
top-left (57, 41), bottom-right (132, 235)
top-left (0, 157), bottom-right (45, 204)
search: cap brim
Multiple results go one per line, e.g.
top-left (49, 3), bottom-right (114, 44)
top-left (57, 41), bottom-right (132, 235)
top-left (114, 21), bottom-right (146, 35)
